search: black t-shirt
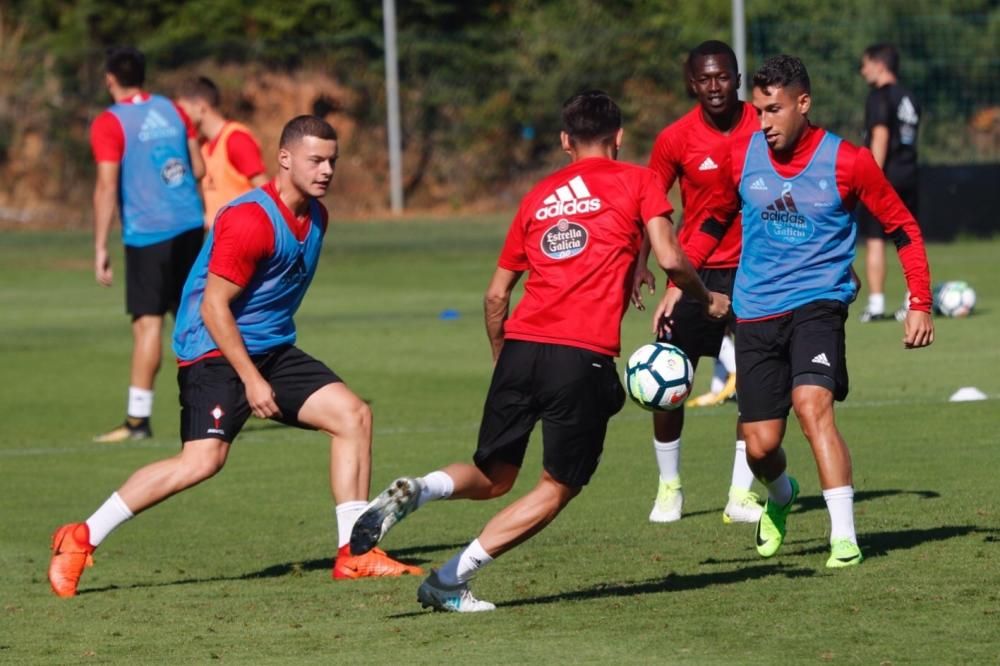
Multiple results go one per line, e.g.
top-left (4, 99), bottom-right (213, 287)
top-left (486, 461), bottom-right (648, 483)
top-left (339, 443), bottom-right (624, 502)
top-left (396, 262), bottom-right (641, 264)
top-left (864, 83), bottom-right (920, 188)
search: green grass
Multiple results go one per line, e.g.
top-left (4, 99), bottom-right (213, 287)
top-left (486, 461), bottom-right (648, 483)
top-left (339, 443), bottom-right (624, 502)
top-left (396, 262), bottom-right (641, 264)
top-left (2, 222), bottom-right (998, 664)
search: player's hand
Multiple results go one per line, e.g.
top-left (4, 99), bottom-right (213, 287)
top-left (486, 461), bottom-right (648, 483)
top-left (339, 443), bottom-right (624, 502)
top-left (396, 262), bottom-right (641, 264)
top-left (706, 291), bottom-right (731, 320)
top-left (631, 265), bottom-right (656, 310)
top-left (246, 377), bottom-right (282, 419)
top-left (652, 286), bottom-right (683, 338)
top-left (903, 309), bottom-right (934, 349)
top-left (95, 247), bottom-right (113, 287)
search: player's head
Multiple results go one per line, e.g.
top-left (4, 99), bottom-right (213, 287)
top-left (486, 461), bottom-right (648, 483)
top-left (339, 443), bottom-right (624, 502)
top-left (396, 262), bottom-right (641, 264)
top-left (278, 115), bottom-right (339, 198)
top-left (751, 55), bottom-right (811, 154)
top-left (104, 46), bottom-right (145, 90)
top-left (176, 76), bottom-right (221, 129)
top-left (686, 40), bottom-right (741, 116)
top-left (560, 90), bottom-right (623, 157)
top-left (860, 43), bottom-right (899, 85)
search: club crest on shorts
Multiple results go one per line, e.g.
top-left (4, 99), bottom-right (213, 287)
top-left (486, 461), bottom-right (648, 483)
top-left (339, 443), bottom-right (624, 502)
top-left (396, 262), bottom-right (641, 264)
top-left (540, 218), bottom-right (588, 260)
top-left (208, 404), bottom-right (225, 435)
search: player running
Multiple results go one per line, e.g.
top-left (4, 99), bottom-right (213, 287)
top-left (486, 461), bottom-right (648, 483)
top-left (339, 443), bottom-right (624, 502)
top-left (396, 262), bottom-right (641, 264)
top-left (91, 47), bottom-right (206, 443)
top-left (637, 40), bottom-right (763, 525)
top-left (658, 55), bottom-right (934, 568)
top-left (176, 76), bottom-right (269, 228)
top-left (349, 91), bottom-right (730, 612)
top-left (48, 116), bottom-right (420, 598)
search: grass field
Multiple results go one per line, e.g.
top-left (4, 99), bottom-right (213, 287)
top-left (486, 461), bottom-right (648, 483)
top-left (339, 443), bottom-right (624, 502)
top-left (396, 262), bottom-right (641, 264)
top-left (2, 221), bottom-right (998, 664)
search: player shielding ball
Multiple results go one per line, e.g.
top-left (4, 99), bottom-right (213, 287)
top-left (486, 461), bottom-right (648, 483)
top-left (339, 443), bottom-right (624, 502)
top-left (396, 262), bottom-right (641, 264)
top-left (350, 91), bottom-right (730, 612)
top-left (48, 116), bottom-right (420, 598)
top-left (637, 40), bottom-right (763, 525)
top-left (658, 55), bottom-right (934, 568)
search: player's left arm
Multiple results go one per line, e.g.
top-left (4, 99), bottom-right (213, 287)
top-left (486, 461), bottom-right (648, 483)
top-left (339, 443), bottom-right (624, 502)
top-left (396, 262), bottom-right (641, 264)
top-left (484, 267), bottom-right (523, 363)
top-left (851, 146), bottom-right (934, 348)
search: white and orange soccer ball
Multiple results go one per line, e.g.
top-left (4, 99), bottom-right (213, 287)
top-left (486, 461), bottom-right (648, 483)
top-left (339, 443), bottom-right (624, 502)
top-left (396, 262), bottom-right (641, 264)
top-left (624, 342), bottom-right (694, 411)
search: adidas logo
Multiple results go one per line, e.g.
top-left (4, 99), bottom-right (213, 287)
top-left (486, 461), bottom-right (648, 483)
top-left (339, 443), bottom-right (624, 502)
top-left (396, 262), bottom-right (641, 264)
top-left (138, 109), bottom-right (179, 142)
top-left (698, 156), bottom-right (718, 171)
top-left (760, 188), bottom-right (806, 225)
top-left (749, 177), bottom-right (768, 191)
top-left (811, 352), bottom-right (831, 367)
top-left (536, 175), bottom-right (601, 220)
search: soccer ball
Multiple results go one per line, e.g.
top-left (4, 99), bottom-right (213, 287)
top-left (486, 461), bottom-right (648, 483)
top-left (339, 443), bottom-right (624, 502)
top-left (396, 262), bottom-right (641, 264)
top-left (934, 281), bottom-right (976, 318)
top-left (624, 343), bottom-right (694, 411)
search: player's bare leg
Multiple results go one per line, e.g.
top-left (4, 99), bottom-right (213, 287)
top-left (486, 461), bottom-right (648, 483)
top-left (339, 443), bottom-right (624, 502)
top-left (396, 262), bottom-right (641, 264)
top-left (744, 418), bottom-right (798, 557)
top-left (297, 382), bottom-right (421, 579)
top-left (792, 384), bottom-right (862, 567)
top-left (95, 314), bottom-right (163, 442)
top-left (861, 237), bottom-right (889, 321)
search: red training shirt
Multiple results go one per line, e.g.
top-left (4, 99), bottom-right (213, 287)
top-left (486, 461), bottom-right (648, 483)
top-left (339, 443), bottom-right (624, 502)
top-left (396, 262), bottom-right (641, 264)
top-left (499, 157), bottom-right (672, 357)
top-left (686, 125), bottom-right (932, 312)
top-left (90, 92), bottom-right (197, 163)
top-left (647, 102), bottom-right (759, 269)
top-left (204, 124), bottom-right (266, 179)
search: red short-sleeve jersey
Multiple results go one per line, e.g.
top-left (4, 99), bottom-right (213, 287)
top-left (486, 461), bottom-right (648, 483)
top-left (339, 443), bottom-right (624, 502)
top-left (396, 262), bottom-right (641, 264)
top-left (498, 157), bottom-right (672, 356)
top-left (90, 92), bottom-right (197, 163)
top-left (647, 102), bottom-right (758, 268)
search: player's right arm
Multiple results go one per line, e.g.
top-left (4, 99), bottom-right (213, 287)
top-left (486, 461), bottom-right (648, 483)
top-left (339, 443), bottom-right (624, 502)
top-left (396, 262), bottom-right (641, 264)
top-left (90, 111), bottom-right (124, 287)
top-left (483, 267), bottom-right (523, 363)
top-left (866, 90), bottom-right (891, 169)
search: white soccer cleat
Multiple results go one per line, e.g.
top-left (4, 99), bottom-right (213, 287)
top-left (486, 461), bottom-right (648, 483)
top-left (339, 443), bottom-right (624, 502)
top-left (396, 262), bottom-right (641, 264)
top-left (349, 477), bottom-right (423, 555)
top-left (417, 570), bottom-right (496, 613)
top-left (648, 478), bottom-right (683, 523)
top-left (723, 487), bottom-right (764, 524)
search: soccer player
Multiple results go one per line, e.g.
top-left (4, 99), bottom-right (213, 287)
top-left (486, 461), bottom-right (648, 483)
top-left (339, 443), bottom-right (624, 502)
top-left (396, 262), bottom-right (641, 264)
top-left (857, 44), bottom-right (921, 322)
top-left (348, 91), bottom-right (730, 612)
top-left (638, 40), bottom-right (763, 525)
top-left (658, 55), bottom-right (934, 568)
top-left (91, 47), bottom-right (206, 443)
top-left (176, 76), bottom-right (269, 228)
top-left (48, 115), bottom-right (421, 598)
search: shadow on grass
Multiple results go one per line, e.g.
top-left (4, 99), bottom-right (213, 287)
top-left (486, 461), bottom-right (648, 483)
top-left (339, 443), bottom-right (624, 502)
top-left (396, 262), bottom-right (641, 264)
top-left (77, 542), bottom-right (465, 595)
top-left (682, 488), bottom-right (941, 520)
top-left (791, 524), bottom-right (1000, 559)
top-left (384, 563), bottom-right (815, 617)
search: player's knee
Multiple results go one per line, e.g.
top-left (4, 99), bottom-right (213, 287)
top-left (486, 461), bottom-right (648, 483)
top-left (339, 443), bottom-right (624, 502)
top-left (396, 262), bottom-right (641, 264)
top-left (180, 442), bottom-right (227, 482)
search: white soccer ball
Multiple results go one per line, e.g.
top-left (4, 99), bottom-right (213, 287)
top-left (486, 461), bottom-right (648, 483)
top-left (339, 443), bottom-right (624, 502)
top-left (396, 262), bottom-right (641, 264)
top-left (935, 281), bottom-right (976, 318)
top-left (624, 343), bottom-right (694, 411)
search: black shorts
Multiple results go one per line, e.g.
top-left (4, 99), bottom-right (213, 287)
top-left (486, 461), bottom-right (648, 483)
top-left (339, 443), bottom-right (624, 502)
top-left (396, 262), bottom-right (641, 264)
top-left (474, 340), bottom-right (626, 488)
top-left (125, 227), bottom-right (204, 318)
top-left (858, 185), bottom-right (918, 239)
top-left (178, 345), bottom-right (341, 443)
top-left (735, 300), bottom-right (849, 422)
top-left (657, 267), bottom-right (736, 365)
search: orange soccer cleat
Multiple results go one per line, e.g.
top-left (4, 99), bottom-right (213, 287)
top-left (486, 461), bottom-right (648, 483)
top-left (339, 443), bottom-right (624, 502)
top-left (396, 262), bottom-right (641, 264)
top-left (332, 545), bottom-right (423, 580)
top-left (48, 523), bottom-right (96, 598)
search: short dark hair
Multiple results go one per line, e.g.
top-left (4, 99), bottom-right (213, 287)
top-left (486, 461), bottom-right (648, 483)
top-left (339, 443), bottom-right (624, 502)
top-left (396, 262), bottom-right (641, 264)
top-left (687, 40), bottom-right (739, 75)
top-left (752, 54), bottom-right (811, 95)
top-left (863, 43), bottom-right (900, 75)
top-left (279, 115), bottom-right (338, 148)
top-left (177, 76), bottom-right (221, 108)
top-left (561, 90), bottom-right (622, 146)
top-left (105, 46), bottom-right (145, 88)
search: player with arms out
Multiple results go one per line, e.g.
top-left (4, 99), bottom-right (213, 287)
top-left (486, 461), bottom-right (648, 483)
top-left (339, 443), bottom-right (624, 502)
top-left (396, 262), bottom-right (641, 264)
top-left (176, 76), bottom-right (269, 228)
top-left (349, 91), bottom-right (730, 612)
top-left (48, 116), bottom-right (420, 598)
top-left (637, 40), bottom-right (763, 525)
top-left (91, 46), bottom-right (206, 443)
top-left (663, 55), bottom-right (934, 568)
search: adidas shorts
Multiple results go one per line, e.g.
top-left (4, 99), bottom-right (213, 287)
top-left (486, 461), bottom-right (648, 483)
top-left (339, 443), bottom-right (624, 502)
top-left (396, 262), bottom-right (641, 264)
top-left (473, 340), bottom-right (626, 488)
top-left (178, 345), bottom-right (341, 443)
top-left (657, 267), bottom-right (736, 364)
top-left (125, 227), bottom-right (204, 318)
top-left (734, 300), bottom-right (849, 422)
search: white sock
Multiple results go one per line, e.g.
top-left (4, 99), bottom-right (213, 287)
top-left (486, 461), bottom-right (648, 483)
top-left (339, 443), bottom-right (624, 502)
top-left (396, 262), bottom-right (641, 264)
top-left (718, 335), bottom-right (736, 374)
top-left (867, 293), bottom-right (885, 315)
top-left (764, 472), bottom-right (793, 507)
top-left (335, 500), bottom-right (368, 548)
top-left (416, 470), bottom-right (454, 508)
top-left (822, 485), bottom-right (857, 544)
top-left (127, 387), bottom-right (153, 419)
top-left (730, 440), bottom-right (755, 492)
top-left (437, 539), bottom-right (493, 586)
top-left (85, 492), bottom-right (134, 547)
top-left (710, 359), bottom-right (727, 394)
top-left (653, 438), bottom-right (681, 484)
